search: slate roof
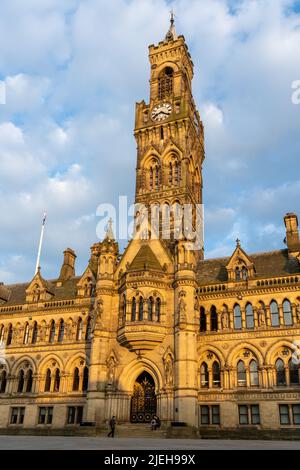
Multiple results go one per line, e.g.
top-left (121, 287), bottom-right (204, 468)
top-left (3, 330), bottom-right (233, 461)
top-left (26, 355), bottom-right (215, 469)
top-left (197, 249), bottom-right (300, 285)
top-left (129, 245), bottom-right (163, 272)
top-left (1, 277), bottom-right (80, 306)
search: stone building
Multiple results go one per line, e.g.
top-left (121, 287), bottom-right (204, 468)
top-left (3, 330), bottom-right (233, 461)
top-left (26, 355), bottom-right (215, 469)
top-left (0, 19), bottom-right (300, 436)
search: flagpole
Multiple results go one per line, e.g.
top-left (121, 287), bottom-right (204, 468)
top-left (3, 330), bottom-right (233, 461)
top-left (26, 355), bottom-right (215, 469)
top-left (35, 212), bottom-right (47, 275)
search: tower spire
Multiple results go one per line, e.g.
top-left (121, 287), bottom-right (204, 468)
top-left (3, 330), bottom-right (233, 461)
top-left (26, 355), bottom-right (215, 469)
top-left (165, 9), bottom-right (177, 42)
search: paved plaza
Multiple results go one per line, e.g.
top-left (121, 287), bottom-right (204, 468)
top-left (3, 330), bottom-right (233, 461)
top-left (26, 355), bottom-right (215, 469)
top-left (0, 436), bottom-right (299, 450)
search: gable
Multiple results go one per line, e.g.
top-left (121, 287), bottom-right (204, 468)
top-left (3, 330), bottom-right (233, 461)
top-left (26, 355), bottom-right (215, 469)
top-left (129, 244), bottom-right (163, 272)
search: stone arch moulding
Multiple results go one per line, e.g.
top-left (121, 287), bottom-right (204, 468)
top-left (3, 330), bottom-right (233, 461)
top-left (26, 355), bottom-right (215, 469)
top-left (226, 341), bottom-right (264, 366)
top-left (265, 340), bottom-right (297, 365)
top-left (197, 344), bottom-right (226, 367)
top-left (118, 358), bottom-right (163, 393)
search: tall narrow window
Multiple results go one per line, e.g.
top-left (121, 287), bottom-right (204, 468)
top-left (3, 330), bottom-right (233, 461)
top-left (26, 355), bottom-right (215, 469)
top-left (158, 67), bottom-right (174, 100)
top-left (276, 358), bottom-right (286, 386)
top-left (54, 369), bottom-right (60, 392)
top-left (250, 360), bottom-right (259, 386)
top-left (0, 325), bottom-right (4, 343)
top-left (82, 366), bottom-right (89, 392)
top-left (169, 162), bottom-right (173, 185)
top-left (31, 322), bottom-right (38, 344)
top-left (17, 370), bottom-right (24, 393)
top-left (210, 306), bottom-right (218, 331)
top-left (44, 369), bottom-right (51, 392)
top-left (0, 370), bottom-right (7, 393)
top-left (200, 307), bottom-right (206, 332)
top-left (23, 323), bottom-right (29, 344)
top-left (155, 298), bottom-right (161, 322)
top-left (200, 363), bottom-right (209, 388)
top-left (155, 166), bottom-right (159, 190)
top-left (25, 370), bottom-right (33, 393)
top-left (85, 317), bottom-right (91, 340)
top-left (148, 297), bottom-right (154, 321)
top-left (283, 300), bottom-right (293, 326)
top-left (174, 161), bottom-right (179, 184)
top-left (234, 304), bottom-right (242, 330)
top-left (138, 297), bottom-right (144, 321)
top-left (58, 320), bottom-right (64, 343)
top-left (76, 318), bottom-right (83, 341)
top-left (242, 266), bottom-right (248, 280)
top-left (72, 368), bottom-right (80, 391)
top-left (49, 321), bottom-right (55, 343)
top-left (7, 324), bottom-right (13, 346)
top-left (289, 358), bottom-right (300, 385)
top-left (131, 298), bottom-right (136, 321)
top-left (235, 267), bottom-right (241, 281)
top-left (123, 294), bottom-right (126, 320)
top-left (212, 362), bottom-right (220, 388)
top-left (160, 126), bottom-right (164, 140)
top-left (237, 360), bottom-right (246, 387)
top-left (245, 303), bottom-right (254, 329)
top-left (270, 300), bottom-right (280, 327)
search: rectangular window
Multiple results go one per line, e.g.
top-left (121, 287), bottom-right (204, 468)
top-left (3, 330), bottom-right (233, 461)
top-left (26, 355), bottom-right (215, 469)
top-left (38, 407), bottom-right (53, 425)
top-left (10, 407), bottom-right (25, 425)
top-left (250, 405), bottom-right (260, 425)
top-left (200, 405), bottom-right (220, 425)
top-left (239, 405), bottom-right (249, 425)
top-left (279, 405), bottom-right (290, 425)
top-left (67, 406), bottom-right (83, 425)
top-left (211, 405), bottom-right (220, 425)
top-left (292, 405), bottom-right (300, 425)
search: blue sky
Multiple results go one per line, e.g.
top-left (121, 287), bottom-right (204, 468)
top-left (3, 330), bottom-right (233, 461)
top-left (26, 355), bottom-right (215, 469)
top-left (0, 0), bottom-right (300, 283)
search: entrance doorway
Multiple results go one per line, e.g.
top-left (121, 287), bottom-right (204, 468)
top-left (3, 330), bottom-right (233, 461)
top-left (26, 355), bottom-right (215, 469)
top-left (130, 371), bottom-right (157, 423)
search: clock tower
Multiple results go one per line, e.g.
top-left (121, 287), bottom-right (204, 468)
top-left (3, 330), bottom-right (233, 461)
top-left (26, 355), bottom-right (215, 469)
top-left (134, 15), bottom-right (204, 254)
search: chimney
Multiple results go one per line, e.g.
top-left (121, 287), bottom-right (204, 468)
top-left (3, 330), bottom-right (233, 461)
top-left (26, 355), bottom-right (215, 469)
top-left (59, 248), bottom-right (76, 281)
top-left (284, 213), bottom-right (300, 257)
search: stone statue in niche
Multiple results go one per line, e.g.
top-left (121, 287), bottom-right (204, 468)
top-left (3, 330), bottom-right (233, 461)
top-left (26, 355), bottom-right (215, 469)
top-left (177, 292), bottom-right (187, 325)
top-left (221, 309), bottom-right (229, 330)
top-left (91, 297), bottom-right (104, 332)
top-left (107, 356), bottom-right (116, 386)
top-left (164, 355), bottom-right (174, 387)
top-left (258, 307), bottom-right (266, 327)
top-left (40, 324), bottom-right (46, 342)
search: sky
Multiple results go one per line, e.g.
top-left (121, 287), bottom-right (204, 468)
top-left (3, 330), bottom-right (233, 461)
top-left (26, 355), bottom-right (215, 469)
top-left (0, 0), bottom-right (300, 284)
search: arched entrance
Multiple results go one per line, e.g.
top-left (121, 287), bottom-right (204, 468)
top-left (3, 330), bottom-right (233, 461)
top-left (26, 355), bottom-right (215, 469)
top-left (130, 371), bottom-right (157, 423)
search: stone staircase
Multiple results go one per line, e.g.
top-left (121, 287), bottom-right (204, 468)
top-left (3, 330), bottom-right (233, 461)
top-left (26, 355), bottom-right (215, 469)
top-left (113, 423), bottom-right (167, 439)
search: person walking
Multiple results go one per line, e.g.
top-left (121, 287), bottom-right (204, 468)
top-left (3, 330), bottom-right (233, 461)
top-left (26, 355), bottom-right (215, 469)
top-left (107, 416), bottom-right (116, 437)
top-left (155, 416), bottom-right (161, 430)
top-left (151, 417), bottom-right (156, 431)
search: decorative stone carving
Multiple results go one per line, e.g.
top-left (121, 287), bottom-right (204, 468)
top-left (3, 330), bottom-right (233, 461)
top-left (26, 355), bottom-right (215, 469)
top-left (257, 307), bottom-right (266, 327)
top-left (107, 355), bottom-right (116, 386)
top-left (164, 353), bottom-right (174, 387)
top-left (177, 291), bottom-right (187, 326)
top-left (91, 297), bottom-right (104, 332)
top-left (221, 308), bottom-right (229, 330)
top-left (296, 304), bottom-right (300, 324)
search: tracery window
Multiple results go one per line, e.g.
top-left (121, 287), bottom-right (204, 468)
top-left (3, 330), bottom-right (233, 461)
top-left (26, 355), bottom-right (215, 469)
top-left (200, 362), bottom-right (209, 388)
top-left (25, 369), bottom-right (33, 393)
top-left (44, 369), bottom-right (51, 392)
top-left (158, 67), bottom-right (173, 100)
top-left (212, 362), bottom-right (221, 388)
top-left (250, 360), bottom-right (259, 386)
top-left (237, 360), bottom-right (246, 387)
top-left (276, 358), bottom-right (286, 386)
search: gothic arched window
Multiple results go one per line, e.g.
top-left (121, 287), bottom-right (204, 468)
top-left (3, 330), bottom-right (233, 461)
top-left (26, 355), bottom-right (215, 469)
top-left (235, 267), bottom-right (241, 281)
top-left (49, 320), bottom-right (55, 343)
top-left (0, 370), bottom-right (7, 393)
top-left (26, 369), bottom-right (33, 393)
top-left (44, 369), bottom-right (51, 392)
top-left (210, 306), bottom-right (218, 331)
top-left (58, 320), bottom-right (64, 343)
top-left (212, 362), bottom-right (220, 388)
top-left (289, 358), bottom-right (300, 385)
top-left (155, 298), bottom-right (161, 322)
top-left (200, 363), bottom-right (209, 388)
top-left (276, 358), bottom-right (286, 386)
top-left (283, 300), bottom-right (293, 326)
top-left (138, 297), bottom-right (144, 321)
top-left (169, 162), bottom-right (173, 185)
top-left (76, 318), bottom-right (83, 341)
top-left (242, 266), bottom-right (248, 280)
top-left (23, 323), bottom-right (29, 344)
top-left (148, 297), bottom-right (154, 321)
top-left (158, 66), bottom-right (174, 100)
top-left (72, 367), bottom-right (80, 391)
top-left (7, 324), bottom-right (13, 346)
top-left (85, 317), bottom-right (92, 340)
top-left (0, 325), bottom-right (4, 343)
top-left (234, 304), bottom-right (242, 330)
top-left (270, 300), bottom-right (280, 327)
top-left (82, 366), bottom-right (89, 392)
top-left (54, 369), bottom-right (60, 392)
top-left (31, 322), bottom-right (38, 344)
top-left (17, 369), bottom-right (25, 393)
top-left (245, 303), bottom-right (254, 329)
top-left (200, 307), bottom-right (206, 332)
top-left (237, 360), bottom-right (246, 387)
top-left (131, 298), bottom-right (136, 321)
top-left (250, 360), bottom-right (259, 386)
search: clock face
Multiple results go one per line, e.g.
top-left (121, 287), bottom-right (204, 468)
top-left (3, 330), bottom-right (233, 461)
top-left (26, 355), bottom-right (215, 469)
top-left (151, 102), bottom-right (172, 122)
